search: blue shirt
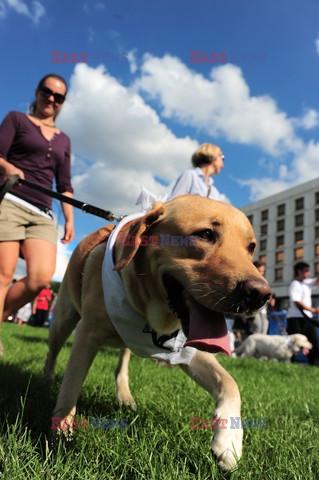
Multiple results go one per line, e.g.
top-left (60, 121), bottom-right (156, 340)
top-left (169, 167), bottom-right (223, 201)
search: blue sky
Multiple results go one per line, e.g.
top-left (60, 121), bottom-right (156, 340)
top-left (1, 0), bottom-right (319, 279)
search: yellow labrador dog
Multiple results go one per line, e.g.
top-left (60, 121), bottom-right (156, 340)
top-left (235, 333), bottom-right (312, 361)
top-left (44, 196), bottom-right (271, 471)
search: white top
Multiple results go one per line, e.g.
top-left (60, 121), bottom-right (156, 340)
top-left (169, 167), bottom-right (223, 201)
top-left (287, 278), bottom-right (317, 318)
top-left (101, 213), bottom-right (197, 365)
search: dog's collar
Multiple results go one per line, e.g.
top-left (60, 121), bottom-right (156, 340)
top-left (276, 336), bottom-right (294, 351)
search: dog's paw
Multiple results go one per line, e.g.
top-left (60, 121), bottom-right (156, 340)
top-left (117, 391), bottom-right (137, 411)
top-left (50, 414), bottom-right (76, 444)
top-left (211, 413), bottom-right (243, 471)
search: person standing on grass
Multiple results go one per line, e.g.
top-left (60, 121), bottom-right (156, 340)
top-left (31, 284), bottom-right (53, 327)
top-left (287, 261), bottom-right (319, 366)
top-left (0, 73), bottom-right (74, 355)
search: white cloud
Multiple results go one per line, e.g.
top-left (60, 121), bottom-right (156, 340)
top-left (55, 58), bottom-right (318, 213)
top-left (134, 54), bottom-right (300, 156)
top-left (238, 177), bottom-right (293, 203)
top-left (316, 36), bottom-right (319, 55)
top-left (51, 225), bottom-right (73, 282)
top-left (295, 108), bottom-right (319, 130)
top-left (127, 49), bottom-right (138, 74)
top-left (3, 0), bottom-right (45, 23)
top-left (237, 140), bottom-right (319, 202)
top-left (58, 63), bottom-right (198, 214)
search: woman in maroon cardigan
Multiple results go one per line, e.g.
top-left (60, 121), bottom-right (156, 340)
top-left (0, 74), bottom-right (74, 354)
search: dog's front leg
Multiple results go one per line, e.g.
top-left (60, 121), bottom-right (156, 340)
top-left (52, 319), bottom-right (103, 436)
top-left (115, 348), bottom-right (137, 410)
top-left (181, 350), bottom-right (243, 471)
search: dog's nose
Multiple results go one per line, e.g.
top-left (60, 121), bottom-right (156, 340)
top-left (240, 278), bottom-right (272, 311)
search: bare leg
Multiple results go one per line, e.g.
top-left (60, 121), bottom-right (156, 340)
top-left (0, 241), bottom-right (20, 354)
top-left (0, 241), bottom-right (20, 322)
top-left (115, 348), bottom-right (136, 410)
top-left (3, 238), bottom-right (56, 318)
top-left (181, 350), bottom-right (243, 471)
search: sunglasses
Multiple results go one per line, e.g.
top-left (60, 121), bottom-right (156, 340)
top-left (218, 154), bottom-right (225, 161)
top-left (39, 86), bottom-right (66, 105)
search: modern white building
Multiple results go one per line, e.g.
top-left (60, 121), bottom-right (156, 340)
top-left (241, 177), bottom-right (319, 309)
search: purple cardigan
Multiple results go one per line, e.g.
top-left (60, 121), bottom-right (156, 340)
top-left (0, 111), bottom-right (73, 209)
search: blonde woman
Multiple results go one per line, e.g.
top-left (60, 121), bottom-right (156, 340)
top-left (170, 143), bottom-right (225, 200)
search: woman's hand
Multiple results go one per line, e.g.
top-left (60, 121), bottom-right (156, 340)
top-left (61, 219), bottom-right (75, 244)
top-left (0, 158), bottom-right (25, 180)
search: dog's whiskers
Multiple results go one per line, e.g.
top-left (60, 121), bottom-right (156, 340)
top-left (213, 296), bottom-right (227, 307)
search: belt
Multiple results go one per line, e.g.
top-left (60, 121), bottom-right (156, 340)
top-left (33, 203), bottom-right (53, 219)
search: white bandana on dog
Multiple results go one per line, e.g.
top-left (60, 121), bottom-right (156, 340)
top-left (101, 212), bottom-right (197, 365)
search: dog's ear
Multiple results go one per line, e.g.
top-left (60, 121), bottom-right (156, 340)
top-left (114, 202), bottom-right (165, 271)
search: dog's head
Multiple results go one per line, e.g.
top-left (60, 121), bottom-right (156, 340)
top-left (114, 195), bottom-right (271, 355)
top-left (290, 334), bottom-right (313, 353)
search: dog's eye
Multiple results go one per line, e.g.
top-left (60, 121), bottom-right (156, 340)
top-left (193, 229), bottom-right (218, 242)
top-left (248, 242), bottom-right (256, 254)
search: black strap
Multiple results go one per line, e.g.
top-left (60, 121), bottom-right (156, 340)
top-left (0, 175), bottom-right (118, 221)
top-left (296, 305), bottom-right (319, 328)
top-left (0, 175), bottom-right (20, 203)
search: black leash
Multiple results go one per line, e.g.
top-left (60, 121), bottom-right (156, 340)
top-left (0, 174), bottom-right (122, 222)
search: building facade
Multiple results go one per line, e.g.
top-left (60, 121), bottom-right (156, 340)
top-left (241, 177), bottom-right (319, 309)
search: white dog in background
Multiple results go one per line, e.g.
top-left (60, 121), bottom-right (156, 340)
top-left (235, 333), bottom-right (312, 361)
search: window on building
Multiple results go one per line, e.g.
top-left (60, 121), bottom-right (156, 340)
top-left (316, 209), bottom-right (319, 222)
top-left (295, 214), bottom-right (303, 227)
top-left (259, 239), bottom-right (267, 251)
top-left (295, 197), bottom-right (304, 210)
top-left (277, 219), bottom-right (285, 231)
top-left (315, 244), bottom-right (319, 258)
top-left (315, 263), bottom-right (319, 275)
top-left (259, 255), bottom-right (267, 264)
top-left (315, 192), bottom-right (319, 205)
top-left (261, 209), bottom-right (268, 222)
top-left (294, 247), bottom-right (303, 260)
top-left (276, 235), bottom-right (284, 248)
top-left (277, 204), bottom-right (285, 216)
top-left (276, 251), bottom-right (284, 263)
top-left (260, 224), bottom-right (268, 235)
top-left (275, 268), bottom-right (283, 281)
top-left (294, 231), bottom-right (303, 244)
top-left (315, 226), bottom-right (319, 240)
top-left (247, 214), bottom-right (253, 225)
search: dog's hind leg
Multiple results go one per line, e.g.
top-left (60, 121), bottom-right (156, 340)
top-left (181, 350), bottom-right (243, 472)
top-left (44, 284), bottom-right (80, 380)
top-left (115, 348), bottom-right (137, 410)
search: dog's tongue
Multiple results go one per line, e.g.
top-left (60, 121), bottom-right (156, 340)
top-left (184, 298), bottom-right (230, 355)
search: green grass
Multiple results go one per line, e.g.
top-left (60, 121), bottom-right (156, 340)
top-left (0, 322), bottom-right (319, 480)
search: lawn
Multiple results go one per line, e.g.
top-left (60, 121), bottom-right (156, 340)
top-left (0, 322), bottom-right (318, 480)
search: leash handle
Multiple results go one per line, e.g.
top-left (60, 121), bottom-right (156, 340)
top-left (0, 174), bottom-right (120, 222)
top-left (0, 174), bottom-right (20, 203)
